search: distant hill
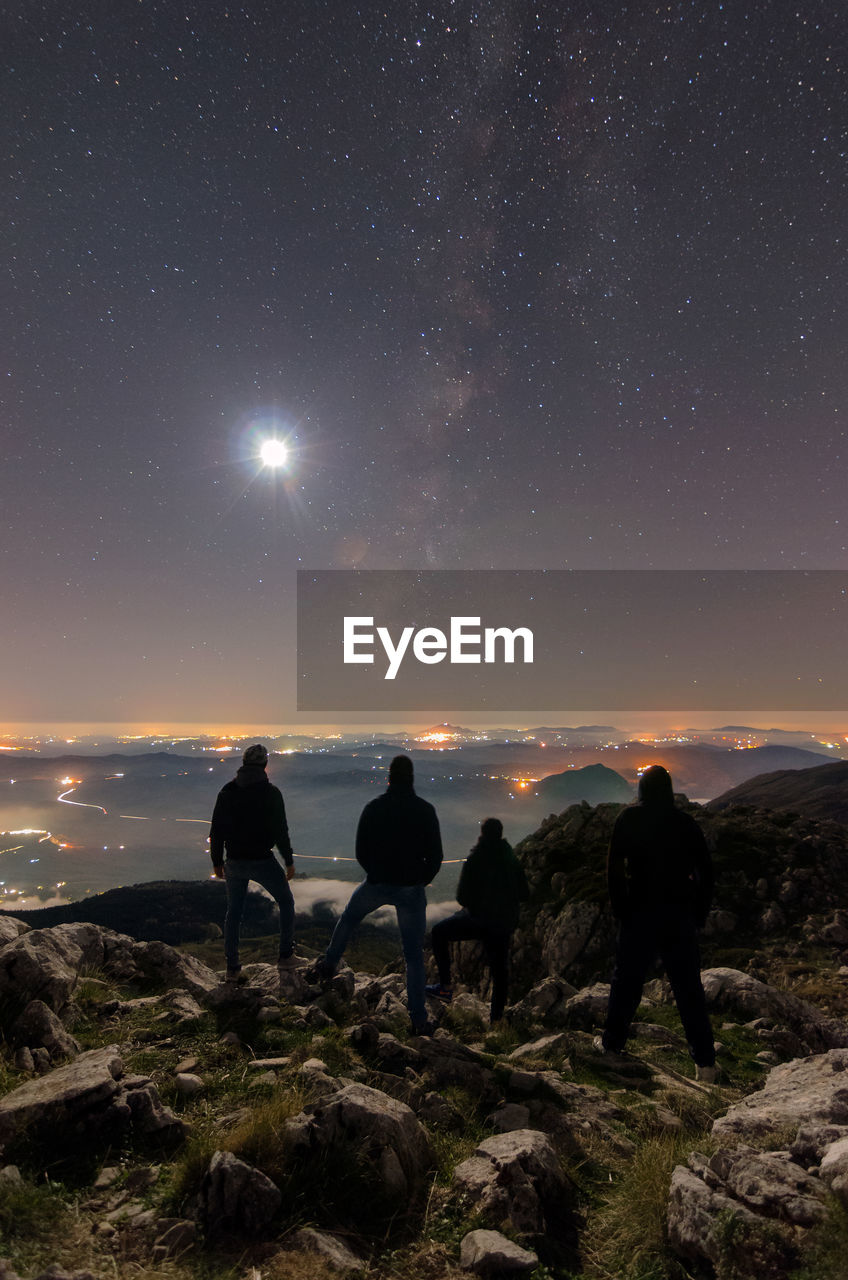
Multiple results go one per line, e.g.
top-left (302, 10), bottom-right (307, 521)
top-left (708, 760), bottom-right (848, 825)
top-left (0, 879), bottom-right (275, 944)
top-left (534, 763), bottom-right (632, 807)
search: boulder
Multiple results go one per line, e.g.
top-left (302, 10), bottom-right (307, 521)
top-left (8, 1000), bottom-right (80, 1060)
top-left (129, 940), bottom-right (219, 1000)
top-left (508, 1033), bottom-right (570, 1062)
top-left (459, 1229), bottom-right (539, 1274)
top-left (508, 976), bottom-right (577, 1026)
top-left (713, 1049), bottom-right (848, 1143)
top-left (0, 917), bottom-right (30, 947)
top-left (669, 1051), bottom-right (848, 1277)
top-left (668, 1160), bottom-right (798, 1277)
top-left (289, 1227), bottom-right (365, 1271)
top-left (0, 924), bottom-right (111, 1013)
top-left (198, 1150), bottom-right (281, 1236)
top-left (0, 1045), bottom-right (184, 1154)
top-left (453, 1129), bottom-right (569, 1234)
top-left (561, 984), bottom-right (611, 1030)
top-left (702, 968), bottom-right (848, 1053)
top-left (285, 1081), bottom-right (431, 1199)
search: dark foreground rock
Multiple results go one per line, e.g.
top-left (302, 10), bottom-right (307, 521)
top-left (0, 1045), bottom-right (184, 1156)
top-left (669, 1049), bottom-right (848, 1278)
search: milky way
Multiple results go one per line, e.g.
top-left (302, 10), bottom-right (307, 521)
top-left (2, 3), bottom-right (844, 722)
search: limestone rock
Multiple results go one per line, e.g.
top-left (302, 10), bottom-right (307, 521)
top-left (508, 1032), bottom-right (570, 1062)
top-left (0, 1045), bottom-right (183, 1154)
top-left (129, 939), bottom-right (219, 999)
top-left (459, 1229), bottom-right (539, 1274)
top-left (713, 1049), bottom-right (848, 1143)
top-left (9, 999), bottom-right (80, 1060)
top-left (198, 1150), bottom-right (281, 1236)
top-left (702, 968), bottom-right (848, 1053)
top-left (175, 1073), bottom-right (204, 1096)
top-left (0, 917), bottom-right (30, 947)
top-left (285, 1081), bottom-right (431, 1199)
top-left (668, 1161), bottom-right (797, 1277)
top-left (453, 1128), bottom-right (569, 1234)
top-left (561, 984), bottom-right (611, 1030)
top-left (508, 976), bottom-right (577, 1026)
top-left (289, 1227), bottom-right (365, 1271)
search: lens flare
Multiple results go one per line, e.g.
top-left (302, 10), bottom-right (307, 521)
top-left (260, 439), bottom-right (289, 468)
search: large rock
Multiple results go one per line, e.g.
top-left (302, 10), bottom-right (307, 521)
top-left (669, 1051), bottom-right (848, 1278)
top-left (198, 1150), bottom-right (281, 1236)
top-left (713, 1048), bottom-right (848, 1143)
top-left (0, 924), bottom-right (116, 1013)
top-left (128, 940), bottom-right (219, 1000)
top-left (8, 999), bottom-right (80, 1060)
top-left (702, 968), bottom-right (848, 1054)
top-left (0, 923), bottom-right (218, 1016)
top-left (0, 1045), bottom-right (183, 1154)
top-left (0, 916), bottom-right (30, 947)
top-left (285, 1081), bottom-right (431, 1199)
top-left (453, 1129), bottom-right (570, 1234)
top-left (459, 1229), bottom-right (539, 1274)
top-left (668, 1159), bottom-right (800, 1277)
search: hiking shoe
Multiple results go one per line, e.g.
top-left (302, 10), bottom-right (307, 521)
top-left (225, 967), bottom-right (245, 984)
top-left (592, 1035), bottom-right (627, 1057)
top-left (425, 983), bottom-right (453, 1004)
top-left (695, 1064), bottom-right (717, 1084)
top-left (410, 1018), bottom-right (436, 1037)
top-left (306, 956), bottom-right (336, 984)
top-left (277, 951), bottom-right (300, 970)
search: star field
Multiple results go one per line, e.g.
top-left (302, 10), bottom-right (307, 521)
top-left (1, 2), bottom-right (845, 722)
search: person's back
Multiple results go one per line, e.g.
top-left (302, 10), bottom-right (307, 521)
top-left (599, 764), bottom-right (716, 1080)
top-left (457, 832), bottom-right (528, 931)
top-left (608, 801), bottom-right (713, 922)
top-left (314, 754), bottom-right (442, 1035)
top-left (429, 817), bottom-right (528, 1022)
top-left (356, 784), bottom-right (442, 886)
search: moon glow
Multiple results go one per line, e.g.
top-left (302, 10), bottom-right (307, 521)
top-left (260, 439), bottom-right (289, 468)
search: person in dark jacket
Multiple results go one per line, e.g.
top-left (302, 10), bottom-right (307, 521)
top-left (313, 754), bottom-right (443, 1033)
top-left (598, 764), bottom-right (716, 1081)
top-left (426, 817), bottom-right (528, 1022)
top-left (209, 743), bottom-right (297, 980)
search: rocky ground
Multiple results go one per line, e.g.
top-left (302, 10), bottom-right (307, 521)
top-left (3, 798), bottom-right (848, 1280)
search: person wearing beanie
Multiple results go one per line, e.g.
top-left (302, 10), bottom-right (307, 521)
top-left (427, 817), bottom-right (529, 1023)
top-left (597, 764), bottom-right (717, 1082)
top-left (209, 743), bottom-right (298, 980)
top-left (311, 754), bottom-right (443, 1034)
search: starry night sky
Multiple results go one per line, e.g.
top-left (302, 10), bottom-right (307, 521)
top-left (2, 2), bottom-right (845, 726)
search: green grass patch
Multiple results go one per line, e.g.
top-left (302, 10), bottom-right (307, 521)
top-left (0, 1173), bottom-right (69, 1243)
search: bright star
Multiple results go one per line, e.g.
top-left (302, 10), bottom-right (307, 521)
top-left (260, 439), bottom-right (289, 468)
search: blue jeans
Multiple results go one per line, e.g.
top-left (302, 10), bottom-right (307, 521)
top-left (326, 881), bottom-right (427, 1025)
top-left (224, 857), bottom-right (294, 969)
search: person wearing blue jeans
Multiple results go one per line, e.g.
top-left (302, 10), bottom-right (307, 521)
top-left (315, 754), bottom-right (443, 1034)
top-left (325, 881), bottom-right (427, 1025)
top-left (209, 743), bottom-right (297, 979)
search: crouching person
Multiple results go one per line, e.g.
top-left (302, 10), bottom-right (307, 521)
top-left (427, 818), bottom-right (528, 1023)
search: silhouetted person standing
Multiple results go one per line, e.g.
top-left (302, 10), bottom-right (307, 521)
top-left (210, 743), bottom-right (297, 980)
top-left (427, 818), bottom-right (528, 1022)
top-left (314, 754), bottom-right (443, 1034)
top-left (598, 764), bottom-right (717, 1082)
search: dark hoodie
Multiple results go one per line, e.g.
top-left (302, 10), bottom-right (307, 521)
top-left (355, 782), bottom-right (443, 886)
top-left (457, 835), bottom-right (529, 931)
top-left (607, 765), bottom-right (713, 924)
top-left (209, 764), bottom-right (293, 867)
